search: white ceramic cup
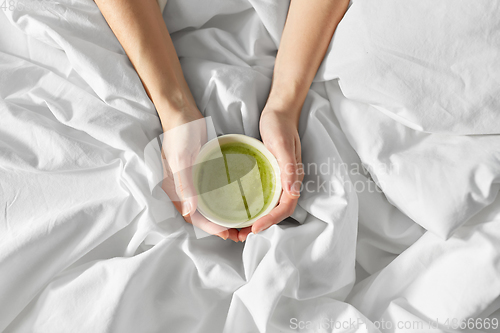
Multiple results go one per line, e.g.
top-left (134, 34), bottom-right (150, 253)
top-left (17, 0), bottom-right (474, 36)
top-left (192, 134), bottom-right (281, 228)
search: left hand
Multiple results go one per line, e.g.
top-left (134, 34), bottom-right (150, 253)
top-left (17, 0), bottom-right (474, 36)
top-left (160, 108), bottom-right (240, 242)
top-left (237, 108), bottom-right (303, 241)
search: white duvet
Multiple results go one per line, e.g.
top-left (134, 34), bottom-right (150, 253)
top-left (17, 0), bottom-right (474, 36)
top-left (1, 0), bottom-right (499, 332)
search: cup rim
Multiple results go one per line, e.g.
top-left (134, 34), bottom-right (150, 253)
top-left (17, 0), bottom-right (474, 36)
top-left (192, 134), bottom-right (282, 228)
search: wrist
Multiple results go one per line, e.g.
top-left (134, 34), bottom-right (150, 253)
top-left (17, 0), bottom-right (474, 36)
top-left (155, 87), bottom-right (196, 112)
top-left (265, 77), bottom-right (308, 119)
top-left (155, 90), bottom-right (197, 120)
top-left (262, 104), bottom-right (301, 129)
top-left (264, 92), bottom-right (303, 126)
top-left (155, 95), bottom-right (201, 132)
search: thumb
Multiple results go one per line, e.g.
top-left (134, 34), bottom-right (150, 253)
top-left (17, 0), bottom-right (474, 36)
top-left (173, 164), bottom-right (198, 217)
top-left (274, 146), bottom-right (301, 198)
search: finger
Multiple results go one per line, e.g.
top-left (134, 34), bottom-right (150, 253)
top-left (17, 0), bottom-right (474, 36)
top-left (173, 165), bottom-right (198, 217)
top-left (161, 152), bottom-right (237, 241)
top-left (190, 213), bottom-right (239, 242)
top-left (160, 155), bottom-right (182, 206)
top-left (251, 191), bottom-right (298, 234)
top-left (238, 226), bottom-right (253, 242)
top-left (295, 140), bottom-right (304, 183)
top-left (227, 228), bottom-right (240, 242)
top-left (160, 137), bottom-right (199, 218)
top-left (190, 211), bottom-right (230, 240)
top-left (160, 155), bottom-right (199, 225)
top-left (273, 141), bottom-right (301, 198)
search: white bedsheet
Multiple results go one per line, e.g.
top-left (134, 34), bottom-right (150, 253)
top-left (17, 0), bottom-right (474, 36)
top-left (1, 0), bottom-right (499, 332)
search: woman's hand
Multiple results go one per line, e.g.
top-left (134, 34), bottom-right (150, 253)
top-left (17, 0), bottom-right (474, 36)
top-left (237, 108), bottom-right (303, 241)
top-left (160, 107), bottom-right (239, 242)
top-left (94, 0), bottom-right (240, 241)
top-left (233, 0), bottom-right (348, 241)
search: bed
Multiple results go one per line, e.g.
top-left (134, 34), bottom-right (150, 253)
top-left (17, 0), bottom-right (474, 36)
top-left (1, 0), bottom-right (499, 332)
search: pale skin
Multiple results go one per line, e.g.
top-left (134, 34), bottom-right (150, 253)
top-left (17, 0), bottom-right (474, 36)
top-left (94, 0), bottom-right (349, 242)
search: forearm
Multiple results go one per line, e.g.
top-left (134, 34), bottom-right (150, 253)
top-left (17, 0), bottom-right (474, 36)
top-left (94, 0), bottom-right (196, 129)
top-left (267, 0), bottom-right (349, 123)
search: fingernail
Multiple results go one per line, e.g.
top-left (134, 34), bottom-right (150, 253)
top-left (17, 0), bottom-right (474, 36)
top-left (218, 232), bottom-right (228, 240)
top-left (182, 201), bottom-right (191, 216)
top-left (253, 226), bottom-right (264, 234)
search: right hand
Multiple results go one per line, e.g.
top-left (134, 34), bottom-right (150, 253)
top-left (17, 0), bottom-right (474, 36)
top-left (159, 108), bottom-right (239, 242)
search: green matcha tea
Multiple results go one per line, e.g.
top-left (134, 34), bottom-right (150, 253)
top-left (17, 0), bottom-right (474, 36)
top-left (195, 142), bottom-right (275, 224)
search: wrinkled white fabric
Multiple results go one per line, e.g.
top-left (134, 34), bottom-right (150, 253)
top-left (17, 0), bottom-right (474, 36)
top-left (319, 0), bottom-right (500, 135)
top-left (349, 193), bottom-right (500, 332)
top-left (327, 81), bottom-right (500, 239)
top-left (0, 0), bottom-right (499, 332)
